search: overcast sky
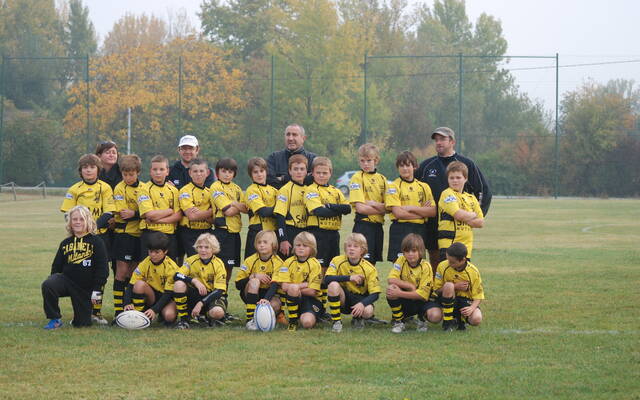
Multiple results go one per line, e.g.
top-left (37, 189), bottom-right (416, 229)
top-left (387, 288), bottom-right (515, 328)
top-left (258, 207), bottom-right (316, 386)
top-left (85, 0), bottom-right (640, 109)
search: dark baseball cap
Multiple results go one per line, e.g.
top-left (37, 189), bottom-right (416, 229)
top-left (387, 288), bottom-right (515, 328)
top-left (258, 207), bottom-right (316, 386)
top-left (431, 127), bottom-right (455, 140)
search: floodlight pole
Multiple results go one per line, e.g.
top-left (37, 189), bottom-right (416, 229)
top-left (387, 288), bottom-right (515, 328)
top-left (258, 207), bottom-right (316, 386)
top-left (554, 53), bottom-right (559, 199)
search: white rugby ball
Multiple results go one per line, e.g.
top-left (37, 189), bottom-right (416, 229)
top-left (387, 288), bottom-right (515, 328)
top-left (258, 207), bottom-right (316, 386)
top-left (255, 303), bottom-right (276, 332)
top-left (115, 310), bottom-right (151, 330)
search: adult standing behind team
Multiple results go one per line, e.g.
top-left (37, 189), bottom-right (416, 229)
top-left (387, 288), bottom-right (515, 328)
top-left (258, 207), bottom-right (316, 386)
top-left (96, 140), bottom-right (122, 189)
top-left (168, 135), bottom-right (215, 190)
top-left (417, 127), bottom-right (491, 268)
top-left (266, 124), bottom-right (316, 189)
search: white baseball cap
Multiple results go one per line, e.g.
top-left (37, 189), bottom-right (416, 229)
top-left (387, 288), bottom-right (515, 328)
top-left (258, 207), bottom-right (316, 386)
top-left (178, 135), bottom-right (199, 147)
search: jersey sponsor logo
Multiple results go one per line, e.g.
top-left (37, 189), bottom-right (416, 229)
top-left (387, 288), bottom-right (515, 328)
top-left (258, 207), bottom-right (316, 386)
top-left (179, 193), bottom-right (190, 199)
top-left (350, 183), bottom-right (361, 190)
top-left (240, 264), bottom-right (247, 271)
top-left (138, 194), bottom-right (150, 202)
top-left (305, 192), bottom-right (319, 200)
top-left (435, 272), bottom-right (442, 279)
top-left (386, 188), bottom-right (397, 195)
top-left (428, 169), bottom-right (437, 178)
top-left (114, 194), bottom-right (124, 201)
top-left (65, 193), bottom-right (73, 199)
top-left (444, 195), bottom-right (457, 203)
top-left (212, 191), bottom-right (225, 198)
top-left (277, 194), bottom-right (287, 202)
top-left (134, 267), bottom-right (141, 275)
top-left (247, 193), bottom-right (259, 201)
top-left (393, 263), bottom-right (401, 271)
top-left (182, 261), bottom-right (191, 269)
top-left (279, 267), bottom-right (288, 273)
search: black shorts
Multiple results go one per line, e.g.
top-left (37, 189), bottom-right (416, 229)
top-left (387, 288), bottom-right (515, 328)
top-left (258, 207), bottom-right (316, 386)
top-left (308, 227), bottom-right (339, 267)
top-left (423, 218), bottom-right (439, 251)
top-left (244, 225), bottom-right (261, 259)
top-left (353, 221), bottom-right (383, 263)
top-left (239, 287), bottom-right (269, 304)
top-left (300, 296), bottom-right (323, 317)
top-left (140, 230), bottom-right (178, 261)
top-left (339, 291), bottom-right (369, 314)
top-left (99, 231), bottom-right (117, 261)
top-left (398, 298), bottom-right (439, 318)
top-left (387, 222), bottom-right (427, 262)
top-left (213, 229), bottom-right (241, 268)
top-left (114, 233), bottom-right (143, 262)
top-left (178, 226), bottom-right (212, 257)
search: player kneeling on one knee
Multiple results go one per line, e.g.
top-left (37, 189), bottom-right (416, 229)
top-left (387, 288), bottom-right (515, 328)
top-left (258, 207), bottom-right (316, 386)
top-left (173, 233), bottom-right (227, 329)
top-left (324, 233), bottom-right (380, 333)
top-left (433, 242), bottom-right (484, 331)
top-left (236, 230), bottom-right (284, 331)
top-left (386, 234), bottom-right (441, 333)
top-left (123, 232), bottom-right (179, 326)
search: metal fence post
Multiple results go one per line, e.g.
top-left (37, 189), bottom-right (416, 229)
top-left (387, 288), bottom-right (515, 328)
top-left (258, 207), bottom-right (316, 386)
top-left (0, 55), bottom-right (5, 184)
top-left (269, 54), bottom-right (275, 153)
top-left (554, 53), bottom-right (559, 199)
top-left (458, 53), bottom-right (463, 153)
top-left (363, 52), bottom-right (368, 144)
top-left (85, 54), bottom-right (90, 152)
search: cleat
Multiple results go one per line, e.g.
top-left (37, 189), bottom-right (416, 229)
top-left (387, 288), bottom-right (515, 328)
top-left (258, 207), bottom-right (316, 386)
top-left (91, 313), bottom-right (108, 325)
top-left (442, 320), bottom-right (456, 332)
top-left (287, 323), bottom-right (298, 332)
top-left (391, 321), bottom-right (405, 334)
top-left (416, 320), bottom-right (428, 332)
top-left (365, 316), bottom-right (389, 325)
top-left (44, 319), bottom-right (63, 330)
top-left (401, 315), bottom-right (415, 325)
top-left (224, 313), bottom-right (240, 321)
top-left (207, 318), bottom-right (225, 328)
top-left (331, 320), bottom-right (343, 333)
top-left (457, 320), bottom-right (467, 331)
top-left (245, 319), bottom-right (259, 331)
top-left (176, 321), bottom-right (190, 330)
top-left (276, 311), bottom-right (288, 325)
top-left (318, 312), bottom-right (332, 323)
top-left (351, 317), bottom-right (365, 330)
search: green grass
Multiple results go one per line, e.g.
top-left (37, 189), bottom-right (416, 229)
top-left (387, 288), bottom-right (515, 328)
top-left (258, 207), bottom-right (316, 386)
top-left (1, 197), bottom-right (639, 399)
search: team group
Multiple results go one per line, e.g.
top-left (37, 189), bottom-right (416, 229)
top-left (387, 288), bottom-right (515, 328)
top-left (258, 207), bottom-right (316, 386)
top-left (42, 124), bottom-right (490, 333)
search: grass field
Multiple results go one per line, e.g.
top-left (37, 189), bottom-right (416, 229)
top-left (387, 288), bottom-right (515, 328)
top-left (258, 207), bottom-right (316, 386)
top-left (1, 197), bottom-right (639, 399)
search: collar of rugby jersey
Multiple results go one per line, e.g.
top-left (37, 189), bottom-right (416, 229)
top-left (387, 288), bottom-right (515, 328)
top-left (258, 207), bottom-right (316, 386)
top-left (151, 256), bottom-right (167, 266)
top-left (362, 169), bottom-right (378, 175)
top-left (400, 177), bottom-right (415, 183)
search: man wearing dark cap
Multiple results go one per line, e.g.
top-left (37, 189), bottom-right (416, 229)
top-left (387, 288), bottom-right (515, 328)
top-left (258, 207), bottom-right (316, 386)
top-left (266, 124), bottom-right (316, 189)
top-left (168, 135), bottom-right (215, 189)
top-left (417, 127), bottom-right (492, 269)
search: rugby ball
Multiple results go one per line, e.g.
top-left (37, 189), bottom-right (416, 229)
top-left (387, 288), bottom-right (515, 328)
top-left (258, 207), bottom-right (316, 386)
top-left (254, 303), bottom-right (276, 332)
top-left (115, 310), bottom-right (151, 330)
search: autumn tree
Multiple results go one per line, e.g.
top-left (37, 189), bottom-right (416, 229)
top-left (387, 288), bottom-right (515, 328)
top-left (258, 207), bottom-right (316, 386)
top-left (101, 13), bottom-right (169, 54)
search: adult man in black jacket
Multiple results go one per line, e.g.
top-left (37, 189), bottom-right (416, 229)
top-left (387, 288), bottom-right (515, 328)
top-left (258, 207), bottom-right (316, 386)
top-left (417, 127), bottom-right (491, 268)
top-left (168, 135), bottom-right (215, 189)
top-left (266, 124), bottom-right (316, 189)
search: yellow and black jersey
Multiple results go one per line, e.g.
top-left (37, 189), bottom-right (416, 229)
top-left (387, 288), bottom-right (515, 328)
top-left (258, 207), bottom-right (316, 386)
top-left (181, 254), bottom-right (227, 292)
top-left (113, 180), bottom-right (142, 236)
top-left (272, 256), bottom-right (322, 300)
top-left (433, 260), bottom-right (484, 300)
top-left (388, 255), bottom-right (433, 301)
top-left (236, 253), bottom-right (284, 290)
top-left (438, 188), bottom-right (483, 258)
top-left (245, 182), bottom-right (277, 231)
top-left (61, 179), bottom-right (116, 233)
top-left (385, 177), bottom-right (434, 224)
top-left (273, 180), bottom-right (307, 228)
top-left (138, 181), bottom-right (180, 234)
top-left (326, 255), bottom-right (381, 295)
top-left (210, 180), bottom-right (245, 233)
top-left (305, 182), bottom-right (348, 231)
top-left (348, 170), bottom-right (387, 224)
top-left (178, 182), bottom-right (213, 230)
top-left (130, 256), bottom-right (180, 293)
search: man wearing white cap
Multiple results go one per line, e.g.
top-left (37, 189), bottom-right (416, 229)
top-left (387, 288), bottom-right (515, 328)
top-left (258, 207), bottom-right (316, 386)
top-left (168, 135), bottom-right (215, 189)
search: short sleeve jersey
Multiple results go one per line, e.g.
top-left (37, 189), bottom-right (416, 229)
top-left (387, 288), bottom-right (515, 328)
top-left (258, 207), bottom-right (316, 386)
top-left (113, 180), bottom-right (142, 236)
top-left (130, 256), bottom-right (180, 292)
top-left (245, 182), bottom-right (277, 231)
top-left (305, 182), bottom-right (349, 231)
top-left (438, 188), bottom-right (484, 258)
top-left (138, 181), bottom-right (180, 234)
top-left (210, 180), bottom-right (245, 233)
top-left (178, 183), bottom-right (213, 230)
top-left (385, 177), bottom-right (434, 224)
top-left (433, 260), bottom-right (484, 300)
top-left (236, 253), bottom-right (284, 290)
top-left (388, 255), bottom-right (434, 301)
top-left (348, 170), bottom-right (387, 224)
top-left (326, 255), bottom-right (381, 296)
top-left (273, 181), bottom-right (307, 228)
top-left (181, 254), bottom-right (227, 292)
top-left (272, 256), bottom-right (323, 300)
top-left (61, 179), bottom-right (116, 234)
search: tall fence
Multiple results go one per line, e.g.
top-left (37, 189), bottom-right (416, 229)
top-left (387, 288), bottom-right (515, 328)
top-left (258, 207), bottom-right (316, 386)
top-left (0, 53), bottom-right (638, 196)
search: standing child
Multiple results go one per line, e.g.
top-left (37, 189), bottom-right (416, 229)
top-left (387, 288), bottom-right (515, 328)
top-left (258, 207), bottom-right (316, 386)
top-left (438, 161), bottom-right (484, 261)
top-left (235, 230), bottom-right (284, 330)
top-left (385, 151), bottom-right (435, 262)
top-left (123, 232), bottom-right (179, 326)
top-left (272, 232), bottom-right (323, 331)
top-left (324, 233), bottom-right (381, 333)
top-left (111, 154), bottom-right (144, 319)
top-left (273, 154), bottom-right (309, 258)
top-left (172, 233), bottom-right (227, 329)
top-left (210, 157), bottom-right (248, 284)
top-left (60, 154), bottom-right (116, 324)
top-left (42, 206), bottom-right (108, 329)
top-left (244, 157), bottom-right (278, 258)
top-left (348, 144), bottom-right (387, 265)
top-left (386, 234), bottom-right (442, 333)
top-left (177, 159), bottom-right (214, 259)
top-left (433, 242), bottom-right (484, 331)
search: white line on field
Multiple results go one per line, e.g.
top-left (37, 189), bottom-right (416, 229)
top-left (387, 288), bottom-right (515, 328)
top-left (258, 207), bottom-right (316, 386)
top-left (581, 224), bottom-right (619, 233)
